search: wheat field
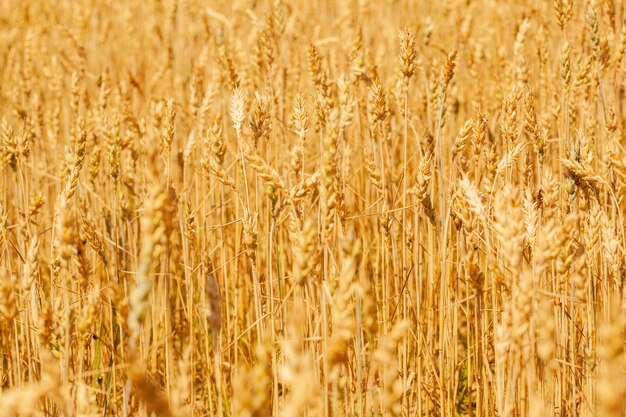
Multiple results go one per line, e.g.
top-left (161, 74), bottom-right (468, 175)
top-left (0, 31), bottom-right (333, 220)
top-left (0, 0), bottom-right (625, 416)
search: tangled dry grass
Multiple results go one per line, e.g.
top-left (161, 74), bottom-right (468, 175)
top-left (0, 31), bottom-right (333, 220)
top-left (0, 0), bottom-right (625, 416)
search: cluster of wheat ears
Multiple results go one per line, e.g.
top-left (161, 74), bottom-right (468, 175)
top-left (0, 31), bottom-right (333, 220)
top-left (0, 0), bottom-right (625, 416)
